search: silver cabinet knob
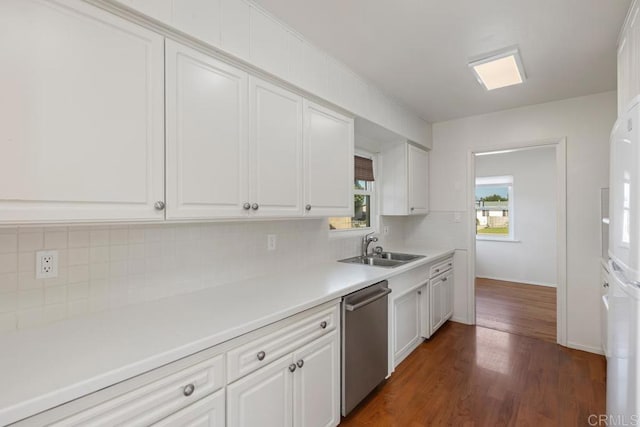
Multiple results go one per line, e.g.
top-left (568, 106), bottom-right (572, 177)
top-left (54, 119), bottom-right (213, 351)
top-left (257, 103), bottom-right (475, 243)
top-left (305, 204), bottom-right (311, 211)
top-left (251, 203), bottom-right (259, 211)
top-left (411, 207), bottom-right (415, 212)
top-left (435, 269), bottom-right (440, 273)
top-left (296, 359), bottom-right (304, 368)
top-left (288, 363), bottom-right (297, 372)
top-left (604, 282), bottom-right (610, 288)
top-left (243, 202), bottom-right (251, 210)
top-left (442, 277), bottom-right (448, 282)
top-left (183, 383), bottom-right (195, 397)
top-left (320, 321), bottom-right (327, 329)
top-left (418, 290), bottom-right (422, 295)
top-left (257, 351), bottom-right (266, 361)
top-left (154, 201), bottom-right (165, 210)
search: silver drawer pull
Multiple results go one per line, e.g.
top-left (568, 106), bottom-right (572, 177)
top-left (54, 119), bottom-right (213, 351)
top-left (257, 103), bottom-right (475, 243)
top-left (447, 263), bottom-right (452, 267)
top-left (257, 351), bottom-right (266, 361)
top-left (183, 383), bottom-right (195, 397)
top-left (442, 277), bottom-right (448, 282)
top-left (435, 269), bottom-right (440, 273)
top-left (320, 321), bottom-right (327, 329)
top-left (289, 363), bottom-right (297, 373)
top-left (297, 359), bottom-right (304, 368)
top-left (604, 282), bottom-right (609, 288)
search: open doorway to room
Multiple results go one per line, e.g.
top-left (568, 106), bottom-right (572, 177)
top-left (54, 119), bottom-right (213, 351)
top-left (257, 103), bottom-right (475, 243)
top-left (473, 145), bottom-right (558, 343)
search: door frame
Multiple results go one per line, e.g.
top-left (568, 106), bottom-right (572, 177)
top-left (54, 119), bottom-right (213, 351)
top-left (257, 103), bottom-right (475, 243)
top-left (466, 137), bottom-right (567, 346)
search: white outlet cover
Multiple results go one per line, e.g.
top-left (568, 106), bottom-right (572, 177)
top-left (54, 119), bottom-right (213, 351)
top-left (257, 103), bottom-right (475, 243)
top-left (36, 250), bottom-right (58, 279)
top-left (267, 234), bottom-right (277, 251)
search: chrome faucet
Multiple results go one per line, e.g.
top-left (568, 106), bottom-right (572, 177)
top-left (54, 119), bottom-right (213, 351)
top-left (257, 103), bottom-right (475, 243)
top-left (361, 232), bottom-right (379, 257)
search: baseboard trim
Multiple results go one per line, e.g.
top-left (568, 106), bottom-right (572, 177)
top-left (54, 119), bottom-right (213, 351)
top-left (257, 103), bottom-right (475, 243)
top-left (451, 316), bottom-right (473, 325)
top-left (476, 275), bottom-right (557, 288)
top-left (567, 341), bottom-right (604, 355)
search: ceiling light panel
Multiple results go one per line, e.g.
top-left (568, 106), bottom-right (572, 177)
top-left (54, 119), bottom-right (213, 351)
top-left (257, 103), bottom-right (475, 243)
top-left (469, 48), bottom-right (526, 91)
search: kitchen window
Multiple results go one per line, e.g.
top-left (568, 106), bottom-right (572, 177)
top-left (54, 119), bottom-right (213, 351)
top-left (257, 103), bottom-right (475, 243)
top-left (475, 175), bottom-right (514, 240)
top-left (329, 153), bottom-right (376, 232)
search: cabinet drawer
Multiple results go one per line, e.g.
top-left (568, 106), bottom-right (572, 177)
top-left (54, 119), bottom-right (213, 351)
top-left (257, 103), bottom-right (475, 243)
top-left (429, 257), bottom-right (453, 278)
top-left (53, 354), bottom-right (224, 427)
top-left (388, 264), bottom-right (429, 295)
top-left (227, 305), bottom-right (338, 383)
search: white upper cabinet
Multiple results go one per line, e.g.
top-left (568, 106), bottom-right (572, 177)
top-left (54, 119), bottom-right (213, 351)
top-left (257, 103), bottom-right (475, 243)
top-left (380, 142), bottom-right (429, 216)
top-left (0, 0), bottom-right (164, 223)
top-left (249, 77), bottom-right (304, 217)
top-left (165, 40), bottom-right (249, 220)
top-left (303, 101), bottom-right (354, 217)
top-left (408, 144), bottom-right (429, 215)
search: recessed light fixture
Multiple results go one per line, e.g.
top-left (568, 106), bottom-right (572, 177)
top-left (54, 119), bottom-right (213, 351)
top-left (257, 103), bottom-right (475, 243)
top-left (469, 47), bottom-right (526, 90)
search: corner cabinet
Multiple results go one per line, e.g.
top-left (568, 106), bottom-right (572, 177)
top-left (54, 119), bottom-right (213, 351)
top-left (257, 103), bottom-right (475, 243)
top-left (0, 0), bottom-right (165, 223)
top-left (303, 101), bottom-right (354, 217)
top-left (380, 142), bottom-right (429, 216)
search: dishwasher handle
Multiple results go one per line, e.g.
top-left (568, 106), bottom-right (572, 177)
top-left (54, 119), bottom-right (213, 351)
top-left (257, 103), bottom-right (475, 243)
top-left (345, 288), bottom-right (392, 311)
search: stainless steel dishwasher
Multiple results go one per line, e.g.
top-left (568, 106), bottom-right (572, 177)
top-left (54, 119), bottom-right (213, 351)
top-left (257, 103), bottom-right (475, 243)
top-left (341, 280), bottom-right (391, 416)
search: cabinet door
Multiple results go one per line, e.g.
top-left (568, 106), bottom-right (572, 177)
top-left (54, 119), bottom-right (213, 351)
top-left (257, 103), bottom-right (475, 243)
top-left (407, 144), bottom-right (429, 215)
top-left (303, 101), bottom-right (354, 217)
top-left (393, 290), bottom-right (421, 366)
top-left (0, 0), bottom-right (164, 223)
top-left (249, 77), bottom-right (303, 217)
top-left (292, 332), bottom-right (340, 427)
top-left (418, 284), bottom-right (430, 339)
top-left (430, 277), bottom-right (444, 335)
top-left (166, 40), bottom-right (249, 219)
top-left (227, 355), bottom-right (294, 427)
top-left (155, 389), bottom-right (225, 427)
top-left (442, 271), bottom-right (453, 322)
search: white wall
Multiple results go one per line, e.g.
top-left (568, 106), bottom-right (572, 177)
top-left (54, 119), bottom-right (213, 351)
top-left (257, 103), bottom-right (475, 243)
top-left (401, 91), bottom-right (616, 354)
top-left (0, 220), bottom-right (380, 334)
top-left (475, 147), bottom-right (557, 287)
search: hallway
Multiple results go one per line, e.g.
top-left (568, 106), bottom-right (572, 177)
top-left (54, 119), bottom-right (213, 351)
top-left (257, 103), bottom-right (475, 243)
top-left (475, 278), bottom-right (557, 343)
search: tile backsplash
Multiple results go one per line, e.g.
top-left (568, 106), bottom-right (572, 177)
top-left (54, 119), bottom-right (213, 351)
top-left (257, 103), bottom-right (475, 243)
top-left (0, 219), bottom-right (371, 333)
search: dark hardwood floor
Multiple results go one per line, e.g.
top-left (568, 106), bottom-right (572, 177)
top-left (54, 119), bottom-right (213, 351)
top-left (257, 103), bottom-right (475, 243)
top-left (340, 322), bottom-right (606, 426)
top-left (475, 278), bottom-right (557, 343)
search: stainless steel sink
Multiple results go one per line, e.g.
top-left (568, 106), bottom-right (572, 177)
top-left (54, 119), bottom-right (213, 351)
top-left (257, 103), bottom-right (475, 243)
top-left (377, 252), bottom-right (424, 262)
top-left (338, 252), bottom-right (424, 268)
top-left (339, 256), bottom-right (405, 268)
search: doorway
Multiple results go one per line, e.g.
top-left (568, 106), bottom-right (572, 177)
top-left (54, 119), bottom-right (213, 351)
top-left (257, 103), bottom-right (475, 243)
top-left (470, 142), bottom-right (567, 344)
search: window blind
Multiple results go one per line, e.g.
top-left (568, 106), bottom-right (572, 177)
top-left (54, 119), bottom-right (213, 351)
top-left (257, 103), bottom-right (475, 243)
top-left (354, 156), bottom-right (375, 181)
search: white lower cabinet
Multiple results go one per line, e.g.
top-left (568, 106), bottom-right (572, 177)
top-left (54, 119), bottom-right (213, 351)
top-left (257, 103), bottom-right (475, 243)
top-left (293, 332), bottom-right (340, 427)
top-left (155, 389), bottom-right (225, 427)
top-left (227, 355), bottom-right (294, 427)
top-left (429, 269), bottom-right (453, 336)
top-left (227, 331), bottom-right (340, 427)
top-left (392, 289), bottom-right (421, 366)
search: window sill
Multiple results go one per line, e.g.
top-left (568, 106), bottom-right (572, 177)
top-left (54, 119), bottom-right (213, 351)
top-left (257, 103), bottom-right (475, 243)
top-left (476, 237), bottom-right (521, 243)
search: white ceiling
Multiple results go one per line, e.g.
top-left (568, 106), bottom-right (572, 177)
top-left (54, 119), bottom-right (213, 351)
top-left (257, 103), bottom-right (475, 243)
top-left (252, 0), bottom-right (630, 123)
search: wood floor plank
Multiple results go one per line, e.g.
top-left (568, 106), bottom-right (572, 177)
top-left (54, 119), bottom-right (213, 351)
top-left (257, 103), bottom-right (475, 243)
top-left (475, 278), bottom-right (557, 343)
top-left (340, 322), bottom-right (605, 426)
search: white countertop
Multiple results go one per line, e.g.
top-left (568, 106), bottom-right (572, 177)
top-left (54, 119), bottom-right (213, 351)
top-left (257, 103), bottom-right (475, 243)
top-left (0, 248), bottom-right (454, 425)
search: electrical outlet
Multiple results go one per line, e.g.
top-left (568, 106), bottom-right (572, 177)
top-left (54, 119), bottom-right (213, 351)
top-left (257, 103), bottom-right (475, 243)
top-left (36, 250), bottom-right (58, 279)
top-left (267, 234), bottom-right (277, 251)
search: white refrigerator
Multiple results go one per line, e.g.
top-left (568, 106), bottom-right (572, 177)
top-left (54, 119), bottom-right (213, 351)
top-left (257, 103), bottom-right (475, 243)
top-left (608, 98), bottom-right (640, 417)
